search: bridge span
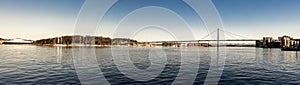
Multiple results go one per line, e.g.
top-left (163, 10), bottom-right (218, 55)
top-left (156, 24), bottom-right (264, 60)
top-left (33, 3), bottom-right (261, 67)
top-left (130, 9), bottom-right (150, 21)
top-left (149, 39), bottom-right (259, 43)
top-left (142, 29), bottom-right (259, 47)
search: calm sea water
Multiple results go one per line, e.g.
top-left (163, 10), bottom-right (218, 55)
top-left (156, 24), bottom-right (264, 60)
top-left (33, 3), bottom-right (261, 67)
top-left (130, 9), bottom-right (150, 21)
top-left (0, 45), bottom-right (300, 84)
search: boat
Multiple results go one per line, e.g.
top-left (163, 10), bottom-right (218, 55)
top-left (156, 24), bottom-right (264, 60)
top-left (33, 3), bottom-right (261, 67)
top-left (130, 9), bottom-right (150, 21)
top-left (2, 38), bottom-right (33, 44)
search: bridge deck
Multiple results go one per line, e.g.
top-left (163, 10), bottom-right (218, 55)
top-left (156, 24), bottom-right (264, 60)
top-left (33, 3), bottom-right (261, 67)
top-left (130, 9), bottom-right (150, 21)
top-left (148, 39), bottom-right (259, 43)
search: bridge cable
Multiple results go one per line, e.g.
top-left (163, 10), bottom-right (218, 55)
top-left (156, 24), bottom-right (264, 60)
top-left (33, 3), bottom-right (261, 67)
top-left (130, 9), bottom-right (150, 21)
top-left (201, 30), bottom-right (217, 39)
top-left (219, 29), bottom-right (247, 38)
top-left (224, 33), bottom-right (236, 39)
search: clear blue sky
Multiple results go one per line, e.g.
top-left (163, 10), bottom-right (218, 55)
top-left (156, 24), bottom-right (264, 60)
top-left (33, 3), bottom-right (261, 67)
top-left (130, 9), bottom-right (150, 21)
top-left (0, 0), bottom-right (84, 40)
top-left (213, 0), bottom-right (300, 39)
top-left (0, 0), bottom-right (300, 40)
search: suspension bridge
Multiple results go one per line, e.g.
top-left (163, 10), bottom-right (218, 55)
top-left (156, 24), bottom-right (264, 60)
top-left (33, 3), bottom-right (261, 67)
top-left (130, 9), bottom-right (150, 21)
top-left (148, 29), bottom-right (259, 47)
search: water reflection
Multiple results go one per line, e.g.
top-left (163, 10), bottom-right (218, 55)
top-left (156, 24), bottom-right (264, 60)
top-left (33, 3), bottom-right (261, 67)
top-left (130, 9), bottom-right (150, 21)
top-left (2, 45), bottom-right (300, 84)
top-left (0, 45), bottom-right (80, 84)
top-left (55, 47), bottom-right (73, 67)
top-left (282, 51), bottom-right (299, 63)
top-left (56, 47), bottom-right (62, 63)
top-left (255, 48), bottom-right (300, 70)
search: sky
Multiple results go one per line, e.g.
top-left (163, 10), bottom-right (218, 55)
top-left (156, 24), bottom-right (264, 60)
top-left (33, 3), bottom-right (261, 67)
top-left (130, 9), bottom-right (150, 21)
top-left (0, 0), bottom-right (84, 40)
top-left (0, 0), bottom-right (300, 41)
top-left (213, 0), bottom-right (300, 39)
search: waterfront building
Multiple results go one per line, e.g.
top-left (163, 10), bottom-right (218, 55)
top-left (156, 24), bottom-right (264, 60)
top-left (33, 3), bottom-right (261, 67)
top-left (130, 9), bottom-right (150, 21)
top-left (255, 40), bottom-right (263, 47)
top-left (187, 43), bottom-right (210, 47)
top-left (278, 36), bottom-right (300, 48)
top-left (161, 42), bottom-right (180, 47)
top-left (279, 36), bottom-right (292, 48)
top-left (95, 37), bottom-right (111, 46)
top-left (279, 35), bottom-right (300, 48)
top-left (262, 37), bottom-right (280, 48)
top-left (256, 36), bottom-right (300, 50)
top-left (256, 37), bottom-right (281, 48)
top-left (112, 38), bottom-right (137, 46)
top-left (34, 35), bottom-right (112, 46)
top-left (162, 42), bottom-right (172, 47)
top-left (138, 42), bottom-right (154, 47)
top-left (262, 37), bottom-right (272, 47)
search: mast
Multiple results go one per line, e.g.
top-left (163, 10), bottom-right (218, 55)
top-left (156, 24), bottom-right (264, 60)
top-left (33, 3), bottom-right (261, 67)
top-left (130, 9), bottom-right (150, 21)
top-left (58, 37), bottom-right (60, 44)
top-left (60, 37), bottom-right (62, 44)
top-left (217, 28), bottom-right (220, 48)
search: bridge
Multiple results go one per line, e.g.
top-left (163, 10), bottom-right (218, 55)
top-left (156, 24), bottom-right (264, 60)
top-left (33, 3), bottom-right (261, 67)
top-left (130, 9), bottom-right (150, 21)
top-left (150, 39), bottom-right (258, 42)
top-left (147, 29), bottom-right (259, 47)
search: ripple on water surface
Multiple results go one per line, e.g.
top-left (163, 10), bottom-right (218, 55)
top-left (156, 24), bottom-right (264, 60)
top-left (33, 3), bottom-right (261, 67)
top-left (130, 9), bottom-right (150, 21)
top-left (0, 46), bottom-right (300, 84)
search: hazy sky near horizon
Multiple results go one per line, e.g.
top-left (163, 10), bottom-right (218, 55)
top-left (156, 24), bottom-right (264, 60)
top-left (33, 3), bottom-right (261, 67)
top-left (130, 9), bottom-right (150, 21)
top-left (0, 0), bottom-right (300, 41)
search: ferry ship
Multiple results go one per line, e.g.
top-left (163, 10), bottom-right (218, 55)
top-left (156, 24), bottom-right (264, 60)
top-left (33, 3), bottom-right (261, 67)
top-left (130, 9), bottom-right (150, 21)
top-left (2, 38), bottom-right (33, 44)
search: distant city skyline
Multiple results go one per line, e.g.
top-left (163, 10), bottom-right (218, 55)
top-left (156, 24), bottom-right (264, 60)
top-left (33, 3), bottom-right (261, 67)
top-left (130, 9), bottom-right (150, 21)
top-left (0, 0), bottom-right (300, 41)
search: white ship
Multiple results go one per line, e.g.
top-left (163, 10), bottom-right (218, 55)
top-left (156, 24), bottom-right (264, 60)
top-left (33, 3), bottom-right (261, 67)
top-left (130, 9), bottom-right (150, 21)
top-left (2, 38), bottom-right (33, 44)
